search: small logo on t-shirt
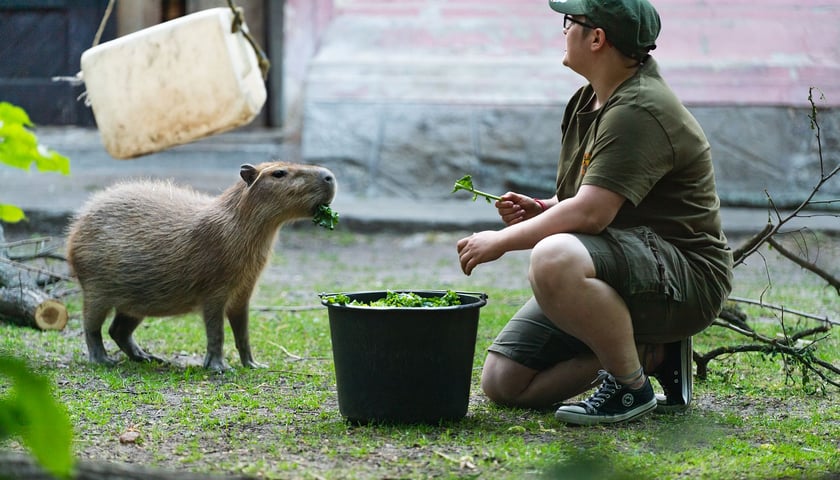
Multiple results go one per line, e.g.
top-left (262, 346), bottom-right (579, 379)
top-left (580, 152), bottom-right (592, 176)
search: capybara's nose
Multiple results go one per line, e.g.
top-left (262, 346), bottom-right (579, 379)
top-left (320, 169), bottom-right (335, 185)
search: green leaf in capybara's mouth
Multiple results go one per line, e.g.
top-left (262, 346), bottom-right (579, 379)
top-left (313, 204), bottom-right (339, 230)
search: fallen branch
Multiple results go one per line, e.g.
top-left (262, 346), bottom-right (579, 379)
top-left (705, 87), bottom-right (839, 389)
top-left (0, 257), bottom-right (73, 284)
top-left (0, 236), bottom-right (53, 250)
top-left (732, 89), bottom-right (838, 269)
top-left (766, 236), bottom-right (840, 294)
top-left (732, 222), bottom-right (774, 265)
top-left (728, 296), bottom-right (838, 326)
top-left (0, 226), bottom-right (69, 330)
top-left (694, 342), bottom-right (840, 389)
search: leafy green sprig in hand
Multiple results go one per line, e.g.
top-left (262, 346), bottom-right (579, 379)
top-left (452, 175), bottom-right (501, 203)
top-left (313, 204), bottom-right (339, 230)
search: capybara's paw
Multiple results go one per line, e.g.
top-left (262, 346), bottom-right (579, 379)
top-left (243, 359), bottom-right (268, 369)
top-left (203, 353), bottom-right (231, 372)
top-left (128, 351), bottom-right (166, 364)
top-left (88, 353), bottom-right (118, 366)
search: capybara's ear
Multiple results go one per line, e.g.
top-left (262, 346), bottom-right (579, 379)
top-left (240, 164), bottom-right (258, 186)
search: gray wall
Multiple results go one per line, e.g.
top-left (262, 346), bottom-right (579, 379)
top-left (302, 101), bottom-right (840, 208)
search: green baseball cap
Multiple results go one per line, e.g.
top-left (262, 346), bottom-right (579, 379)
top-left (549, 0), bottom-right (661, 61)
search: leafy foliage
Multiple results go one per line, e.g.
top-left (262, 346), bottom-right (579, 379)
top-left (452, 175), bottom-right (501, 203)
top-left (0, 355), bottom-right (75, 478)
top-left (322, 289), bottom-right (462, 307)
top-left (312, 204), bottom-right (339, 230)
top-left (0, 102), bottom-right (71, 223)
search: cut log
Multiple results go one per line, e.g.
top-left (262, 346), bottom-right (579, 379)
top-left (0, 287), bottom-right (68, 331)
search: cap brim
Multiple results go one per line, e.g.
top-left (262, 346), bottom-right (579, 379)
top-left (548, 0), bottom-right (587, 15)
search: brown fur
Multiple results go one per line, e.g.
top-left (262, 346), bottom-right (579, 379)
top-left (66, 161), bottom-right (336, 371)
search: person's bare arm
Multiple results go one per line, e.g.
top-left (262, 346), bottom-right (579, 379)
top-left (457, 185), bottom-right (625, 275)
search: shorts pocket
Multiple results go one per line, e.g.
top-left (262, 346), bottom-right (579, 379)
top-left (620, 226), bottom-right (684, 302)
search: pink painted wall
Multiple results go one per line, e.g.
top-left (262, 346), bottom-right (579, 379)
top-left (283, 0), bottom-right (335, 125)
top-left (286, 0), bottom-right (839, 110)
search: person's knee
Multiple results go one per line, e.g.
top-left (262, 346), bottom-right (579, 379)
top-left (480, 366), bottom-right (506, 404)
top-left (529, 234), bottom-right (590, 292)
top-left (480, 353), bottom-right (530, 407)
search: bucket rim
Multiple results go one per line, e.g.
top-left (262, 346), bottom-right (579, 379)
top-left (319, 290), bottom-right (487, 310)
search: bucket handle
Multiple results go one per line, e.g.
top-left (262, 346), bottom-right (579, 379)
top-left (319, 290), bottom-right (488, 301)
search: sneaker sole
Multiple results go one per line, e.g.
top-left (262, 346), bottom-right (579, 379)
top-left (555, 398), bottom-right (657, 426)
top-left (655, 393), bottom-right (690, 413)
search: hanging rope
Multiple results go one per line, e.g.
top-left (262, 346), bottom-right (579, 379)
top-left (92, 0), bottom-right (270, 78)
top-left (92, 0), bottom-right (116, 48)
top-left (54, 0), bottom-right (271, 94)
top-left (52, 0), bottom-right (115, 93)
top-left (227, 0), bottom-right (271, 80)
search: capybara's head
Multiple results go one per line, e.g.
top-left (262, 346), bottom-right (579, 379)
top-left (238, 161), bottom-right (336, 223)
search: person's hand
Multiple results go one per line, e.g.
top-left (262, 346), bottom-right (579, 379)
top-left (495, 192), bottom-right (544, 226)
top-left (456, 230), bottom-right (505, 276)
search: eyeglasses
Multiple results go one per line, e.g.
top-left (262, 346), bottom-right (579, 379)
top-left (563, 15), bottom-right (598, 30)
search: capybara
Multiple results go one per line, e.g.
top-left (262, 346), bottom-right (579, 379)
top-left (66, 161), bottom-right (336, 371)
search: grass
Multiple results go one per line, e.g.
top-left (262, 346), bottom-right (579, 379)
top-left (1, 230), bottom-right (838, 479)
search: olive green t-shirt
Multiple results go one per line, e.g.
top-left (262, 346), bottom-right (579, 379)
top-left (556, 58), bottom-right (732, 284)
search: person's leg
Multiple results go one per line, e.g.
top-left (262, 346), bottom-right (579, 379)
top-left (479, 297), bottom-right (599, 408)
top-left (528, 233), bottom-right (644, 385)
top-left (528, 233), bottom-right (658, 424)
top-left (481, 351), bottom-right (600, 409)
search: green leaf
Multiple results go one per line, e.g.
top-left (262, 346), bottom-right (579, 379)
top-left (34, 148), bottom-right (71, 175)
top-left (0, 356), bottom-right (75, 478)
top-left (0, 123), bottom-right (40, 171)
top-left (0, 103), bottom-right (70, 175)
top-left (452, 174), bottom-right (501, 203)
top-left (323, 290), bottom-right (462, 307)
top-left (0, 101), bottom-right (33, 127)
top-left (313, 204), bottom-right (339, 230)
top-left (0, 204), bottom-right (26, 223)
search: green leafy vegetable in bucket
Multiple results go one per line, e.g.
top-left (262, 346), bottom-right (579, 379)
top-left (323, 290), bottom-right (462, 308)
top-left (313, 204), bottom-right (339, 230)
top-left (452, 175), bottom-right (501, 203)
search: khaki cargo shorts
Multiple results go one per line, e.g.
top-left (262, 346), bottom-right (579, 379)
top-left (488, 226), bottom-right (729, 371)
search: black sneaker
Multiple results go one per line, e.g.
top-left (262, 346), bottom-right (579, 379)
top-left (651, 337), bottom-right (693, 413)
top-left (554, 370), bottom-right (657, 425)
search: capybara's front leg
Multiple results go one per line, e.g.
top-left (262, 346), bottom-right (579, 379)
top-left (203, 300), bottom-right (230, 372)
top-left (227, 299), bottom-right (266, 369)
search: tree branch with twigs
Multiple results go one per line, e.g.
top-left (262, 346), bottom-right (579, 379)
top-left (697, 87), bottom-right (839, 390)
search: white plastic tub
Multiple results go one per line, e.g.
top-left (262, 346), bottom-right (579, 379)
top-left (81, 8), bottom-right (267, 159)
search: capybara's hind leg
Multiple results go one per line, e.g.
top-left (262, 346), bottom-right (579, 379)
top-left (109, 312), bottom-right (164, 363)
top-left (202, 300), bottom-right (231, 372)
top-left (83, 301), bottom-right (116, 365)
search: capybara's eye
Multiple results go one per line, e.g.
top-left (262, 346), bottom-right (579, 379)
top-left (272, 170), bottom-right (288, 178)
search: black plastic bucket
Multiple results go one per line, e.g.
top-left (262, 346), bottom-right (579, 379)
top-left (320, 290), bottom-right (487, 424)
